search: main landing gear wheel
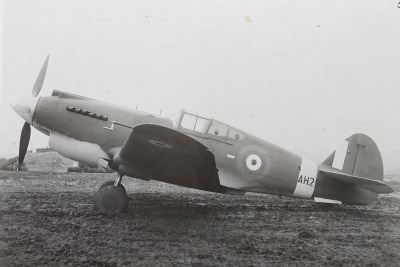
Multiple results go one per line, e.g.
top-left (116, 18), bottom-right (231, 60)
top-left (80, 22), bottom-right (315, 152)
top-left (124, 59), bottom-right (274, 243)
top-left (94, 175), bottom-right (128, 215)
top-left (96, 180), bottom-right (126, 195)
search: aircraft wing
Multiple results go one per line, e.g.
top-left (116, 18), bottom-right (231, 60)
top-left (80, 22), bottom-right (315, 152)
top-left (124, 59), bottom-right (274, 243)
top-left (113, 124), bottom-right (222, 192)
top-left (319, 165), bottom-right (393, 194)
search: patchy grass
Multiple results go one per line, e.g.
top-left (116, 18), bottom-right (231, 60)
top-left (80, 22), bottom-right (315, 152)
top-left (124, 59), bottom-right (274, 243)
top-left (0, 172), bottom-right (399, 266)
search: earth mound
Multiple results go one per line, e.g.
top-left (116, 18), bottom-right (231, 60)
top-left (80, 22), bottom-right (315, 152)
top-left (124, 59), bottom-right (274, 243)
top-left (23, 152), bottom-right (75, 172)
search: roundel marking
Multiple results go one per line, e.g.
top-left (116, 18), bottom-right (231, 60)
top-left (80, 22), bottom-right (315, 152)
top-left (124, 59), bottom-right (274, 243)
top-left (149, 140), bottom-right (173, 149)
top-left (237, 145), bottom-right (272, 179)
top-left (246, 154), bottom-right (262, 171)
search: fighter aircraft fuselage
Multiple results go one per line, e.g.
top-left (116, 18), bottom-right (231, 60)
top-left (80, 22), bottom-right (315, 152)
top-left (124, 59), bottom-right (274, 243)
top-left (33, 90), bottom-right (303, 197)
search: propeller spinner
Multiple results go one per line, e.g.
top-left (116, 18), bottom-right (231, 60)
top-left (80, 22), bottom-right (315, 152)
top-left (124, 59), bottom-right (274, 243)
top-left (10, 55), bottom-right (49, 166)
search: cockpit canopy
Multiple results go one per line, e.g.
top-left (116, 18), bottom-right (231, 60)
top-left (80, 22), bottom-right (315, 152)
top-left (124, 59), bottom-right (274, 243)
top-left (173, 110), bottom-right (245, 140)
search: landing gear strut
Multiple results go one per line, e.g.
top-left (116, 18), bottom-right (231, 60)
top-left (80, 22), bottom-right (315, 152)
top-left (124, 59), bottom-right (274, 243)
top-left (94, 174), bottom-right (128, 214)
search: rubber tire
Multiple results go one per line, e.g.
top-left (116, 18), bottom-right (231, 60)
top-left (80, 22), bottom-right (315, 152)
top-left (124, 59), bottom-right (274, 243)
top-left (97, 180), bottom-right (126, 195)
top-left (94, 185), bottom-right (128, 214)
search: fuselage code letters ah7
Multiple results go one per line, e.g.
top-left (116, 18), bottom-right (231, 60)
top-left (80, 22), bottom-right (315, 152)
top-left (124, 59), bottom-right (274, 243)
top-left (297, 175), bottom-right (315, 187)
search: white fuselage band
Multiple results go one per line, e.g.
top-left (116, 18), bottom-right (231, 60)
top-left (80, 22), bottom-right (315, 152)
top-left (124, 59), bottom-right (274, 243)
top-left (293, 158), bottom-right (319, 199)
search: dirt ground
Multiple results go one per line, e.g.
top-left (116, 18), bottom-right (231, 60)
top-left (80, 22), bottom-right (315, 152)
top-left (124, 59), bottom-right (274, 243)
top-left (0, 171), bottom-right (399, 266)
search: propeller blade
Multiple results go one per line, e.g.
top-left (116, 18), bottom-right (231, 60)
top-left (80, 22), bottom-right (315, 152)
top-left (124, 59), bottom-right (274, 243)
top-left (19, 122), bottom-right (31, 165)
top-left (32, 55), bottom-right (50, 97)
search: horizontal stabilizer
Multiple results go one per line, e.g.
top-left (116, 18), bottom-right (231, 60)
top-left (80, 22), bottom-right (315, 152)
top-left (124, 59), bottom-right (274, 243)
top-left (319, 166), bottom-right (393, 194)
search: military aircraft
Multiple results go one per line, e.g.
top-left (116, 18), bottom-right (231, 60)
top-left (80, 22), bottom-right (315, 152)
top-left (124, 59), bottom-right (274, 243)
top-left (10, 56), bottom-right (393, 214)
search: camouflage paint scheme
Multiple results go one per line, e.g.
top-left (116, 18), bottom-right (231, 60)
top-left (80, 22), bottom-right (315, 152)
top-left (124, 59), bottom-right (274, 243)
top-left (14, 89), bottom-right (391, 205)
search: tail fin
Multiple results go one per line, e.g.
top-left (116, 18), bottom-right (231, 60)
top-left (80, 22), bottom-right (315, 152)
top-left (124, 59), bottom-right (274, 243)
top-left (318, 134), bottom-right (392, 204)
top-left (322, 133), bottom-right (384, 181)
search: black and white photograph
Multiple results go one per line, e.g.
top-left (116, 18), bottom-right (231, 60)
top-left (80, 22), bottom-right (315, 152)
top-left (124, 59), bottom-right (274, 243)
top-left (1, 1), bottom-right (399, 266)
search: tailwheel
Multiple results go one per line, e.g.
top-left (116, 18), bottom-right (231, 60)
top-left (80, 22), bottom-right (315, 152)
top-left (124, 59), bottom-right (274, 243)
top-left (94, 175), bottom-right (128, 214)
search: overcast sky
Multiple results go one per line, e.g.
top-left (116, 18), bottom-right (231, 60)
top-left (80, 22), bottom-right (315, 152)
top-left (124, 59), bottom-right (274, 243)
top-left (1, 0), bottom-right (400, 173)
